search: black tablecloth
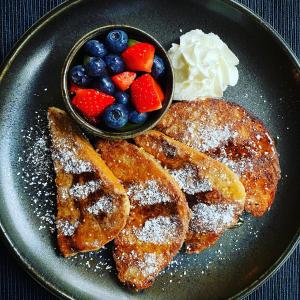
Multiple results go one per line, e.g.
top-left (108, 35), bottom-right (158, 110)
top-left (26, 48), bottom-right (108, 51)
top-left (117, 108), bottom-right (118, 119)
top-left (0, 1), bottom-right (299, 299)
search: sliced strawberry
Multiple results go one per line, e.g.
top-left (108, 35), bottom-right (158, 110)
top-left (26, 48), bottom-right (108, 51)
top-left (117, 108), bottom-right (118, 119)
top-left (153, 79), bottom-right (165, 102)
top-left (130, 74), bottom-right (164, 113)
top-left (111, 72), bottom-right (136, 91)
top-left (121, 42), bottom-right (155, 72)
top-left (70, 83), bottom-right (81, 95)
top-left (72, 89), bottom-right (115, 118)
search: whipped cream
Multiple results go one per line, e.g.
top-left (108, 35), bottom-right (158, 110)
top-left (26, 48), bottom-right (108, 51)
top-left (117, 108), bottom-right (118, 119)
top-left (168, 29), bottom-right (239, 100)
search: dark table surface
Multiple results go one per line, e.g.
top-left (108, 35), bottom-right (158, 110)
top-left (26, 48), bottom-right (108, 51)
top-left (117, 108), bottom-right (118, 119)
top-left (0, 0), bottom-right (299, 299)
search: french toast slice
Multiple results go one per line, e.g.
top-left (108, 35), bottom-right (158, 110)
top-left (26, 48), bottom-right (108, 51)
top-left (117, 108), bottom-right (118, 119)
top-left (96, 140), bottom-right (190, 290)
top-left (156, 98), bottom-right (281, 216)
top-left (135, 130), bottom-right (246, 253)
top-left (48, 107), bottom-right (130, 257)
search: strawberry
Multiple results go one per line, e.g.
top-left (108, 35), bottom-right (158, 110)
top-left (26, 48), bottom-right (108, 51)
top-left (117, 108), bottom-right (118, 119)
top-left (111, 71), bottom-right (136, 91)
top-left (153, 78), bottom-right (165, 102)
top-left (70, 83), bottom-right (81, 95)
top-left (130, 74), bottom-right (164, 113)
top-left (72, 89), bottom-right (115, 118)
top-left (121, 42), bottom-right (155, 72)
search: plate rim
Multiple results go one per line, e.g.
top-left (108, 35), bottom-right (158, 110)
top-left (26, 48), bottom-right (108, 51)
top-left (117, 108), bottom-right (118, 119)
top-left (0, 1), bottom-right (299, 299)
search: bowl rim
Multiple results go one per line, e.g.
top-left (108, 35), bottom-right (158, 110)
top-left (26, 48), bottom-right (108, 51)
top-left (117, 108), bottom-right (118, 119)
top-left (61, 24), bottom-right (174, 139)
top-left (0, 1), bottom-right (299, 300)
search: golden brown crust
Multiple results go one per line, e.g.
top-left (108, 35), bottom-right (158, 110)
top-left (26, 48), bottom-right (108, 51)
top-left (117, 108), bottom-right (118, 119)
top-left (135, 130), bottom-right (246, 254)
top-left (96, 140), bottom-right (190, 290)
top-left (185, 232), bottom-right (220, 253)
top-left (156, 98), bottom-right (281, 216)
top-left (48, 107), bottom-right (130, 257)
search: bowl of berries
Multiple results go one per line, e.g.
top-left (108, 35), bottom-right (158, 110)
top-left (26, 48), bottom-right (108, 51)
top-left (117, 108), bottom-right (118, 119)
top-left (62, 25), bottom-right (174, 139)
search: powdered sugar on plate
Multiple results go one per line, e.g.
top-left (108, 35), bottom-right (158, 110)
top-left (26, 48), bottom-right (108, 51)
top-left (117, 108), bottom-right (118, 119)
top-left (87, 195), bottom-right (114, 215)
top-left (69, 180), bottom-right (101, 200)
top-left (190, 203), bottom-right (236, 233)
top-left (67, 246), bottom-right (115, 276)
top-left (17, 111), bottom-right (56, 233)
top-left (134, 216), bottom-right (179, 244)
top-left (169, 164), bottom-right (212, 195)
top-left (127, 180), bottom-right (172, 207)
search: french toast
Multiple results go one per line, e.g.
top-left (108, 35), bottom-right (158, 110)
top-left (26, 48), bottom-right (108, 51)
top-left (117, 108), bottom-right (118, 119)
top-left (48, 107), bottom-right (130, 257)
top-left (135, 130), bottom-right (245, 253)
top-left (96, 140), bottom-right (190, 290)
top-left (156, 98), bottom-right (281, 216)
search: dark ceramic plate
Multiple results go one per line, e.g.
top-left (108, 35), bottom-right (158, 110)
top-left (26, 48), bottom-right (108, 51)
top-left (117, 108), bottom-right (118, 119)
top-left (0, 1), bottom-right (299, 299)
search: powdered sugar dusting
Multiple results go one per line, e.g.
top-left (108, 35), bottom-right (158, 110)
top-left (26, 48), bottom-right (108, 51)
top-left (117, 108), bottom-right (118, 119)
top-left (178, 121), bottom-right (256, 178)
top-left (184, 122), bottom-right (238, 152)
top-left (169, 165), bottom-right (212, 195)
top-left (15, 111), bottom-right (266, 287)
top-left (160, 213), bottom-right (263, 289)
top-left (190, 203), bottom-right (236, 233)
top-left (138, 253), bottom-right (162, 276)
top-left (59, 187), bottom-right (69, 200)
top-left (117, 250), bottom-right (163, 277)
top-left (134, 216), bottom-right (179, 244)
top-left (52, 150), bottom-right (93, 174)
top-left (57, 219), bottom-right (80, 236)
top-left (67, 247), bottom-right (115, 276)
top-left (16, 111), bottom-right (115, 276)
top-left (69, 180), bottom-right (101, 200)
top-left (87, 195), bottom-right (114, 215)
top-left (52, 142), bottom-right (93, 174)
top-left (127, 180), bottom-right (172, 206)
top-left (219, 156), bottom-right (254, 177)
top-left (17, 111), bottom-right (56, 233)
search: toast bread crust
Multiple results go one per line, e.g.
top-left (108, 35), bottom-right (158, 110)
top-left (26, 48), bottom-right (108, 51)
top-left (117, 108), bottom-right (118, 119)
top-left (135, 130), bottom-right (245, 253)
top-left (156, 98), bottom-right (281, 216)
top-left (96, 140), bottom-right (190, 290)
top-left (48, 107), bottom-right (130, 257)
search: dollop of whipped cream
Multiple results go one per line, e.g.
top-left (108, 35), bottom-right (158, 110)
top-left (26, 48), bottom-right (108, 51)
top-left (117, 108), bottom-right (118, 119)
top-left (168, 29), bottom-right (239, 100)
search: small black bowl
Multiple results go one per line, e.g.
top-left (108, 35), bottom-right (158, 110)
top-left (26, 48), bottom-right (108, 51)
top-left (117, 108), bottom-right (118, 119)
top-left (61, 25), bottom-right (174, 139)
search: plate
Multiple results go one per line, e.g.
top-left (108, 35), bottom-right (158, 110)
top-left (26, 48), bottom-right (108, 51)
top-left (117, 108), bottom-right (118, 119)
top-left (0, 0), bottom-right (299, 299)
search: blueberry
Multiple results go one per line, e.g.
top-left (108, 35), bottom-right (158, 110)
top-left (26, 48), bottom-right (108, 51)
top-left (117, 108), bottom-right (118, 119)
top-left (104, 54), bottom-right (125, 74)
top-left (129, 110), bottom-right (148, 124)
top-left (106, 30), bottom-right (128, 53)
top-left (70, 65), bottom-right (91, 86)
top-left (151, 55), bottom-right (165, 79)
top-left (83, 40), bottom-right (107, 58)
top-left (115, 91), bottom-right (129, 105)
top-left (85, 57), bottom-right (106, 77)
top-left (103, 104), bottom-right (128, 129)
top-left (94, 75), bottom-right (115, 95)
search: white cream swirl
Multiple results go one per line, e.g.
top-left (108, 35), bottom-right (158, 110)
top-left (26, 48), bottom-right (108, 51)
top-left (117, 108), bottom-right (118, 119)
top-left (168, 29), bottom-right (239, 100)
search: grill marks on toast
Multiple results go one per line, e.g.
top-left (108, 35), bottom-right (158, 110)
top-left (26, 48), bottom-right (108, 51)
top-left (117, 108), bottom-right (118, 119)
top-left (135, 130), bottom-right (245, 253)
top-left (96, 140), bottom-right (190, 290)
top-left (156, 98), bottom-right (281, 216)
top-left (48, 107), bottom-right (129, 257)
top-left (47, 97), bottom-right (279, 288)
